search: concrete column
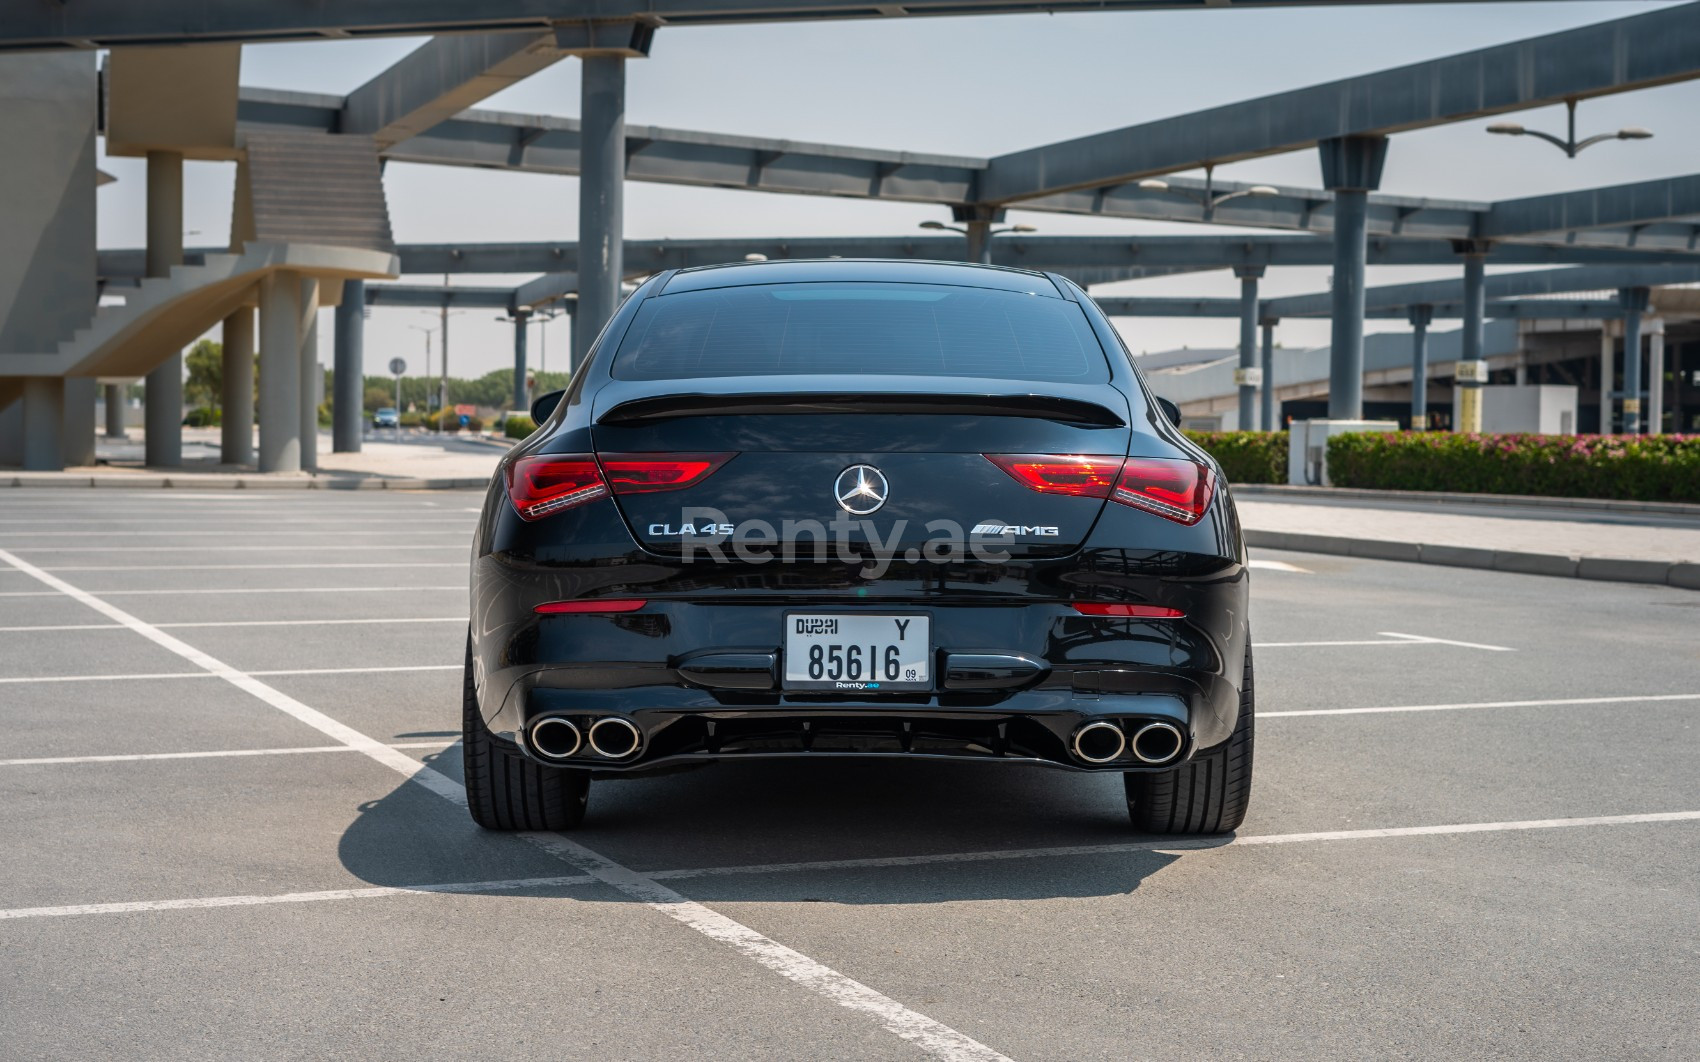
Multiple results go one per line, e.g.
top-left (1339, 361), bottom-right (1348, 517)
top-left (20, 378), bottom-right (65, 472)
top-left (221, 307), bottom-right (255, 465)
top-left (104, 384), bottom-right (127, 438)
top-left (1599, 321), bottom-right (1615, 435)
top-left (257, 273), bottom-right (302, 473)
top-left (1408, 304), bottom-right (1433, 430)
top-left (144, 355), bottom-right (183, 466)
top-left (1619, 287), bottom-right (1649, 434)
top-left (299, 278), bottom-right (321, 471)
top-left (512, 309), bottom-right (532, 411)
top-left (965, 221), bottom-right (992, 265)
top-left (576, 55), bottom-right (626, 369)
top-left (144, 151), bottom-right (184, 279)
top-left (1456, 254), bottom-right (1487, 433)
top-left (1318, 136), bottom-right (1387, 422)
top-left (333, 279), bottom-right (365, 453)
top-left (62, 378), bottom-right (96, 466)
top-left (144, 150), bottom-right (185, 468)
top-left (1647, 318), bottom-right (1665, 435)
top-left (1259, 318), bottom-right (1276, 431)
top-left (1235, 268), bottom-right (1263, 430)
top-left (564, 300), bottom-right (581, 375)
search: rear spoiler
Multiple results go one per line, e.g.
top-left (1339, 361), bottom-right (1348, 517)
top-left (598, 391), bottom-right (1126, 427)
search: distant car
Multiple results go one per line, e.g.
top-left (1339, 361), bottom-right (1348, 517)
top-left (463, 259), bottom-right (1252, 835)
top-left (373, 407), bottom-right (399, 428)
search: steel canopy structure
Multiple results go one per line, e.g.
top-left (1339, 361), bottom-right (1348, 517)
top-left (7, 0), bottom-right (1700, 472)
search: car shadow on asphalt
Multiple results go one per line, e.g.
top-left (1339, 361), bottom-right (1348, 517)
top-left (338, 745), bottom-right (1224, 903)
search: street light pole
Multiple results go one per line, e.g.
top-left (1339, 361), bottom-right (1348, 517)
top-left (918, 220), bottom-right (1038, 264)
top-left (1486, 100), bottom-right (1652, 157)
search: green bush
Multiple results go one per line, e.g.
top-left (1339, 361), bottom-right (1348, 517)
top-left (1184, 430), bottom-right (1289, 484)
top-left (504, 414), bottom-right (536, 440)
top-left (421, 408), bottom-right (461, 432)
top-left (316, 402), bottom-right (331, 428)
top-left (398, 411), bottom-right (424, 428)
top-left (1326, 432), bottom-right (1700, 503)
top-left (182, 406), bottom-right (221, 427)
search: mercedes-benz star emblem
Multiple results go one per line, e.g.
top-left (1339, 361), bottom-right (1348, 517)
top-left (834, 465), bottom-right (889, 515)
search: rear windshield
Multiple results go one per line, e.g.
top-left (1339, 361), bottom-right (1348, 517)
top-left (610, 282), bottom-right (1110, 382)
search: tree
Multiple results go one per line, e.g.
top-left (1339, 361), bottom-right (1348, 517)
top-left (364, 386), bottom-right (393, 412)
top-left (184, 339), bottom-right (223, 409)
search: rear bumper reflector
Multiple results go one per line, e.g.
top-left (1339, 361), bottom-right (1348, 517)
top-left (1072, 603), bottom-right (1184, 618)
top-left (535, 599), bottom-right (648, 614)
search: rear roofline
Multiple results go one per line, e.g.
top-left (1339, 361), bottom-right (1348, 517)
top-left (657, 258), bottom-right (1065, 298)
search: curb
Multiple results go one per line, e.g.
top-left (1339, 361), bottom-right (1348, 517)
top-left (3, 474), bottom-right (490, 491)
top-left (1233, 484), bottom-right (1700, 519)
top-left (1245, 529), bottom-right (1698, 591)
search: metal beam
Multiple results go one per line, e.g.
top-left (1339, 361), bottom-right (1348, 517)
top-left (340, 33), bottom-right (565, 149)
top-left (1262, 264), bottom-right (1700, 317)
top-left (237, 90), bottom-right (1700, 252)
top-left (0, 1), bottom-right (1599, 52)
top-left (981, 3), bottom-right (1700, 202)
top-left (1479, 174), bottom-right (1700, 241)
top-left (1093, 296), bottom-right (1624, 320)
top-left (93, 236), bottom-right (1700, 294)
top-left (363, 284), bottom-right (514, 309)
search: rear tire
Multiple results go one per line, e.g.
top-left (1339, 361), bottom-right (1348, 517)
top-left (462, 637), bottom-right (589, 831)
top-left (1124, 638), bottom-right (1254, 835)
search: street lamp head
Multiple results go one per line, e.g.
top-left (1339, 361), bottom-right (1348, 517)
top-left (918, 220), bottom-right (950, 231)
top-left (1136, 178), bottom-right (1171, 192)
top-left (743, 253), bottom-right (769, 262)
top-left (1245, 185), bottom-right (1280, 198)
top-left (1486, 122), bottom-right (1526, 136)
top-left (1007, 224), bottom-right (1038, 234)
top-left (1616, 127), bottom-right (1654, 140)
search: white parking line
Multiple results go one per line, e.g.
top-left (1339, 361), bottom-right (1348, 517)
top-left (4, 544), bottom-right (466, 553)
top-left (0, 741), bottom-right (451, 767)
top-left (1264, 692), bottom-right (1700, 718)
top-left (644, 810), bottom-right (1700, 882)
top-left (1378, 630), bottom-right (1516, 652)
top-left (0, 529), bottom-right (471, 538)
top-left (1247, 559), bottom-right (1311, 573)
top-left (38, 563), bottom-right (464, 572)
top-left (0, 664), bottom-right (461, 685)
top-left (0, 874), bottom-right (600, 921)
top-left (0, 586), bottom-right (464, 598)
top-left (0, 546), bottom-right (1011, 1062)
top-left (5, 809), bottom-right (1694, 922)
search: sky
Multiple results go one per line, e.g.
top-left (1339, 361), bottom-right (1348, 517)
top-left (92, 1), bottom-right (1697, 381)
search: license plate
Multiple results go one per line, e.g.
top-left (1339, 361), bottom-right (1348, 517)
top-left (783, 613), bottom-right (931, 691)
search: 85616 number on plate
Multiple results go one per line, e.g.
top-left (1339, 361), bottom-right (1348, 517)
top-left (783, 613), bottom-right (930, 691)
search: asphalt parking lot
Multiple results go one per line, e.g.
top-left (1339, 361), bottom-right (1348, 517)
top-left (1, 487), bottom-right (1695, 1061)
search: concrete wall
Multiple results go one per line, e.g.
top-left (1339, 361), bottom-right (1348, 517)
top-left (0, 53), bottom-right (97, 358)
top-left (0, 53), bottom-right (98, 465)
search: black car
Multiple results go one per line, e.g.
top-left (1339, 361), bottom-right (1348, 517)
top-left (464, 260), bottom-right (1252, 834)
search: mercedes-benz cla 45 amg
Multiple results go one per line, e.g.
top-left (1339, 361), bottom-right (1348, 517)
top-left (464, 260), bottom-right (1253, 834)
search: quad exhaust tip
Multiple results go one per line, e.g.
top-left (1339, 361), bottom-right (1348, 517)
top-left (588, 716), bottom-right (643, 761)
top-left (1070, 721), bottom-right (1127, 765)
top-left (1130, 721), bottom-right (1184, 765)
top-left (530, 717), bottom-right (583, 761)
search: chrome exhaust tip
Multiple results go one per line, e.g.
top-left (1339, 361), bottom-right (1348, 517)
top-left (587, 716), bottom-right (643, 760)
top-left (1070, 721), bottom-right (1127, 765)
top-left (1130, 721), bottom-right (1184, 765)
top-left (529, 717), bottom-right (583, 761)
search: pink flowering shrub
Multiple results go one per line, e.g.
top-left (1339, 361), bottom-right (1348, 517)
top-left (1326, 432), bottom-right (1700, 502)
top-left (1184, 431), bottom-right (1289, 484)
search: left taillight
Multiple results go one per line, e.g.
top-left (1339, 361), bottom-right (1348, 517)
top-left (505, 453), bottom-right (732, 521)
top-left (984, 454), bottom-right (1216, 526)
top-left (506, 455), bottom-right (608, 521)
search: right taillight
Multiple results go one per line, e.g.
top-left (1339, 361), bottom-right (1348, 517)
top-left (1112, 457), bottom-right (1215, 525)
top-left (985, 454), bottom-right (1215, 526)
